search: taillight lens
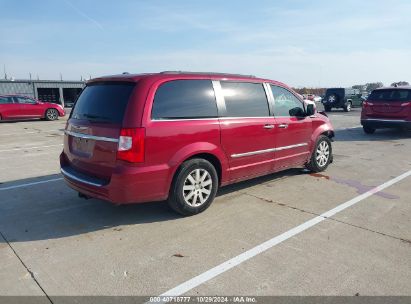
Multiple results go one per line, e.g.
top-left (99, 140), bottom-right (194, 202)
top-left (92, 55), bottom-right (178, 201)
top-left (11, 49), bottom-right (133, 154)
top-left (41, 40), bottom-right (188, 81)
top-left (363, 101), bottom-right (373, 108)
top-left (117, 128), bottom-right (145, 163)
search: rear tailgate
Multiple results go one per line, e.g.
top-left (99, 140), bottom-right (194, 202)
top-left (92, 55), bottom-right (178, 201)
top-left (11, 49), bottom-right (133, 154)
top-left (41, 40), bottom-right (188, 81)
top-left (63, 82), bottom-right (136, 180)
top-left (366, 89), bottom-right (411, 119)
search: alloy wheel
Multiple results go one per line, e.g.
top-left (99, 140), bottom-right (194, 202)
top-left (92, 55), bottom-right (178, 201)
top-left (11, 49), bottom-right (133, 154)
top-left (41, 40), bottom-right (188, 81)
top-left (316, 141), bottom-right (330, 167)
top-left (47, 109), bottom-right (58, 120)
top-left (182, 168), bottom-right (212, 207)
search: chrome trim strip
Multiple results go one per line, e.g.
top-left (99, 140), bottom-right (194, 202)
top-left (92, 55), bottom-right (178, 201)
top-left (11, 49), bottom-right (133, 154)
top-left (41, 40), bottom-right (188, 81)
top-left (60, 168), bottom-right (105, 187)
top-left (363, 119), bottom-right (407, 123)
top-left (275, 143), bottom-right (308, 151)
top-left (151, 116), bottom-right (274, 122)
top-left (64, 130), bottom-right (119, 143)
top-left (151, 118), bottom-right (219, 122)
top-left (231, 143), bottom-right (308, 158)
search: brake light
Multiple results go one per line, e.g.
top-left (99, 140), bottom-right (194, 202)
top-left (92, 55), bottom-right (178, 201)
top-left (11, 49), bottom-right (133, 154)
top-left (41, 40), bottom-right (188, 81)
top-left (363, 101), bottom-right (373, 108)
top-left (117, 128), bottom-right (145, 163)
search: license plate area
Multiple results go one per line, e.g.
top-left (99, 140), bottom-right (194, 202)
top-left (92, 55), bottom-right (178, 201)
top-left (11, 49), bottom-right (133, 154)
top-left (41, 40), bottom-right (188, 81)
top-left (71, 136), bottom-right (95, 157)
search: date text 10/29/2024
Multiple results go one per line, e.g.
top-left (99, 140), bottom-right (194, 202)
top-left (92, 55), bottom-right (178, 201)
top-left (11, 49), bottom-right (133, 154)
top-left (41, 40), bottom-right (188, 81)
top-left (149, 296), bottom-right (257, 303)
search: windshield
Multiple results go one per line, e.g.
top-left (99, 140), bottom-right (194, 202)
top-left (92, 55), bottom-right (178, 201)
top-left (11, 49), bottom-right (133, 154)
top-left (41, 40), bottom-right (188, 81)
top-left (368, 89), bottom-right (411, 102)
top-left (71, 82), bottom-right (135, 123)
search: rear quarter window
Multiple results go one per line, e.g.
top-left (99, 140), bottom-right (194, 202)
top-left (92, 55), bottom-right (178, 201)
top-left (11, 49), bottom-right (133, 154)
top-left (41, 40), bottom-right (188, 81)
top-left (152, 80), bottom-right (218, 119)
top-left (71, 82), bottom-right (135, 124)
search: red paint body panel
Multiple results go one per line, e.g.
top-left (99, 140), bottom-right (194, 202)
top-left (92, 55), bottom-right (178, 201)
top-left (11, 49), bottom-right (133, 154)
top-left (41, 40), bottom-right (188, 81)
top-left (0, 95), bottom-right (65, 120)
top-left (60, 72), bottom-right (334, 204)
top-left (219, 117), bottom-right (276, 181)
top-left (272, 116), bottom-right (312, 170)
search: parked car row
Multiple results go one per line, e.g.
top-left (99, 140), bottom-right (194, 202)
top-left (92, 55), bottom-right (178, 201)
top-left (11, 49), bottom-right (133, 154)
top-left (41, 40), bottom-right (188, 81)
top-left (2, 72), bottom-right (409, 216)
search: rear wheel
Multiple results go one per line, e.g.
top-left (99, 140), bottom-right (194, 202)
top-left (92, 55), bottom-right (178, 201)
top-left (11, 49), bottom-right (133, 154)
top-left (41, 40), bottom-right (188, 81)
top-left (306, 135), bottom-right (332, 172)
top-left (363, 125), bottom-right (375, 134)
top-left (45, 108), bottom-right (59, 121)
top-left (343, 101), bottom-right (352, 112)
top-left (324, 105), bottom-right (332, 112)
top-left (168, 158), bottom-right (218, 216)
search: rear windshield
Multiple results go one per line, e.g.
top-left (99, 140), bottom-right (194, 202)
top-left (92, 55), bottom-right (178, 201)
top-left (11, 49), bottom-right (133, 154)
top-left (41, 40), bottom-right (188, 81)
top-left (368, 89), bottom-right (411, 102)
top-left (71, 82), bottom-right (135, 123)
top-left (325, 88), bottom-right (344, 96)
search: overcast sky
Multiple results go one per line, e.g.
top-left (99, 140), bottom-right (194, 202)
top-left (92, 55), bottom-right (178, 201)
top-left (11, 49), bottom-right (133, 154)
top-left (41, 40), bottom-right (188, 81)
top-left (1, 0), bottom-right (410, 87)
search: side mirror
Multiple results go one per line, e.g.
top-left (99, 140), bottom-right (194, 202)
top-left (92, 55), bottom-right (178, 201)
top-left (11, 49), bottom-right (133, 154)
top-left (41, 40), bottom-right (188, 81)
top-left (289, 107), bottom-right (305, 117)
top-left (306, 104), bottom-right (315, 116)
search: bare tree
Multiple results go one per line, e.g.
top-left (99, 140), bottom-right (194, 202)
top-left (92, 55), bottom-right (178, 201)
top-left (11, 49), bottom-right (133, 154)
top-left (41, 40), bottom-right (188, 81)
top-left (390, 81), bottom-right (409, 87)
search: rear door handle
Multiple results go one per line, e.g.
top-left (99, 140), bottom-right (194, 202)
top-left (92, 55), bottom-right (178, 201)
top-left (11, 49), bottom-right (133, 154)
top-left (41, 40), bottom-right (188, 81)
top-left (278, 124), bottom-right (288, 129)
top-left (263, 124), bottom-right (275, 129)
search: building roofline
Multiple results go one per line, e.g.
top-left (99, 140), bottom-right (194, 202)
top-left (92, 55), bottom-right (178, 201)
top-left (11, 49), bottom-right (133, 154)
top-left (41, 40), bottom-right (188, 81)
top-left (0, 79), bottom-right (85, 84)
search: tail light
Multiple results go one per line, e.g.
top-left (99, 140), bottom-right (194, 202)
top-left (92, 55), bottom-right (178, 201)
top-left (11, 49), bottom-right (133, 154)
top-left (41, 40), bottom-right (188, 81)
top-left (362, 101), bottom-right (373, 108)
top-left (117, 128), bottom-right (145, 163)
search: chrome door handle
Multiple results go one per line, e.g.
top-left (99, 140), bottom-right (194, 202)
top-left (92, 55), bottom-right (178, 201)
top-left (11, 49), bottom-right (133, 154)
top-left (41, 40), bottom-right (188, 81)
top-left (278, 124), bottom-right (288, 129)
top-left (263, 124), bottom-right (275, 129)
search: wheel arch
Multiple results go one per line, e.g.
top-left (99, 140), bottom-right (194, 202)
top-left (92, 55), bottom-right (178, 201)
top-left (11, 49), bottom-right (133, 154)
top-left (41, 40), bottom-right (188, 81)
top-left (167, 143), bottom-right (229, 191)
top-left (44, 107), bottom-right (55, 118)
top-left (309, 125), bottom-right (334, 153)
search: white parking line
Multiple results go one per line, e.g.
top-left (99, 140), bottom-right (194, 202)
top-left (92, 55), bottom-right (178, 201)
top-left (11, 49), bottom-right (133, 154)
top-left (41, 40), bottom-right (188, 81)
top-left (0, 177), bottom-right (63, 191)
top-left (154, 169), bottom-right (411, 300)
top-left (0, 130), bottom-right (64, 137)
top-left (0, 144), bottom-right (63, 153)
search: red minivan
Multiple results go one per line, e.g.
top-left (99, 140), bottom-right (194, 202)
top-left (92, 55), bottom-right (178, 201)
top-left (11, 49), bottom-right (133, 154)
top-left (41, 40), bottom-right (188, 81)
top-left (60, 72), bottom-right (334, 215)
top-left (361, 87), bottom-right (411, 134)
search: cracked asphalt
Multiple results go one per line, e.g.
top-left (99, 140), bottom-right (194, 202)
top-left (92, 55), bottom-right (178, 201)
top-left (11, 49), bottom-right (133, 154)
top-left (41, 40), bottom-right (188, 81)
top-left (0, 107), bottom-right (410, 300)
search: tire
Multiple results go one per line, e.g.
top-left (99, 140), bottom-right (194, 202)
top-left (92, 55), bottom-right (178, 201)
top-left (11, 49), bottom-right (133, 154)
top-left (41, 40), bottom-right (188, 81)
top-left (45, 108), bottom-right (59, 121)
top-left (363, 126), bottom-right (375, 134)
top-left (168, 158), bottom-right (218, 216)
top-left (327, 94), bottom-right (337, 103)
top-left (324, 105), bottom-right (332, 112)
top-left (343, 101), bottom-right (352, 112)
top-left (306, 135), bottom-right (332, 172)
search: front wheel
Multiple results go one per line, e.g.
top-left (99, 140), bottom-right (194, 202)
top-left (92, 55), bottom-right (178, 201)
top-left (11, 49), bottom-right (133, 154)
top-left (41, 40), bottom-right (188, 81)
top-left (306, 135), bottom-right (332, 172)
top-left (45, 108), bottom-right (59, 121)
top-left (343, 101), bottom-right (352, 112)
top-left (168, 158), bottom-right (218, 216)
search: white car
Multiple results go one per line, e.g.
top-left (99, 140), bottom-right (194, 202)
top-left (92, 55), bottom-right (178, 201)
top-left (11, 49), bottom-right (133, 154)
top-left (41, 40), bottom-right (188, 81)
top-left (313, 96), bottom-right (322, 102)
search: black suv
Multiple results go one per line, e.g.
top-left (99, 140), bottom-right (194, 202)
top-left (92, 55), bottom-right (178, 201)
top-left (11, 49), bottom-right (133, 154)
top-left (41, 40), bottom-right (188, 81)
top-left (322, 88), bottom-right (363, 112)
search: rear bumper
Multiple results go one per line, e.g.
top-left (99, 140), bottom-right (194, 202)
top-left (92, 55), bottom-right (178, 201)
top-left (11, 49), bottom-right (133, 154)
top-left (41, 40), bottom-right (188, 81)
top-left (60, 154), bottom-right (171, 204)
top-left (361, 118), bottom-right (411, 129)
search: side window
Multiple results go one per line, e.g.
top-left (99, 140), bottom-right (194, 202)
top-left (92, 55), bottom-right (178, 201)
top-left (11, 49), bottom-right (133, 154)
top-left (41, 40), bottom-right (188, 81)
top-left (220, 82), bottom-right (269, 117)
top-left (271, 85), bottom-right (305, 117)
top-left (0, 97), bottom-right (10, 104)
top-left (152, 80), bottom-right (218, 119)
top-left (16, 97), bottom-right (36, 104)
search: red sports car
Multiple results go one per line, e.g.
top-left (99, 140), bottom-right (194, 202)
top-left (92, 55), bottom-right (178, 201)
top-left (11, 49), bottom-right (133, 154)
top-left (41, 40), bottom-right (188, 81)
top-left (0, 95), bottom-right (65, 121)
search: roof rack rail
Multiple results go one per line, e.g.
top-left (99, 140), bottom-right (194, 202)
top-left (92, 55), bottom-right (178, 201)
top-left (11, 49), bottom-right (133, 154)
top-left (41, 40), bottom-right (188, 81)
top-left (160, 71), bottom-right (256, 78)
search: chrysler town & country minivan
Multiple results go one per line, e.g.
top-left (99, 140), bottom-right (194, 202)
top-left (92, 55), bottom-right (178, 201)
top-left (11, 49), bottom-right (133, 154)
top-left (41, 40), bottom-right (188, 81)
top-left (60, 72), bottom-right (334, 215)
